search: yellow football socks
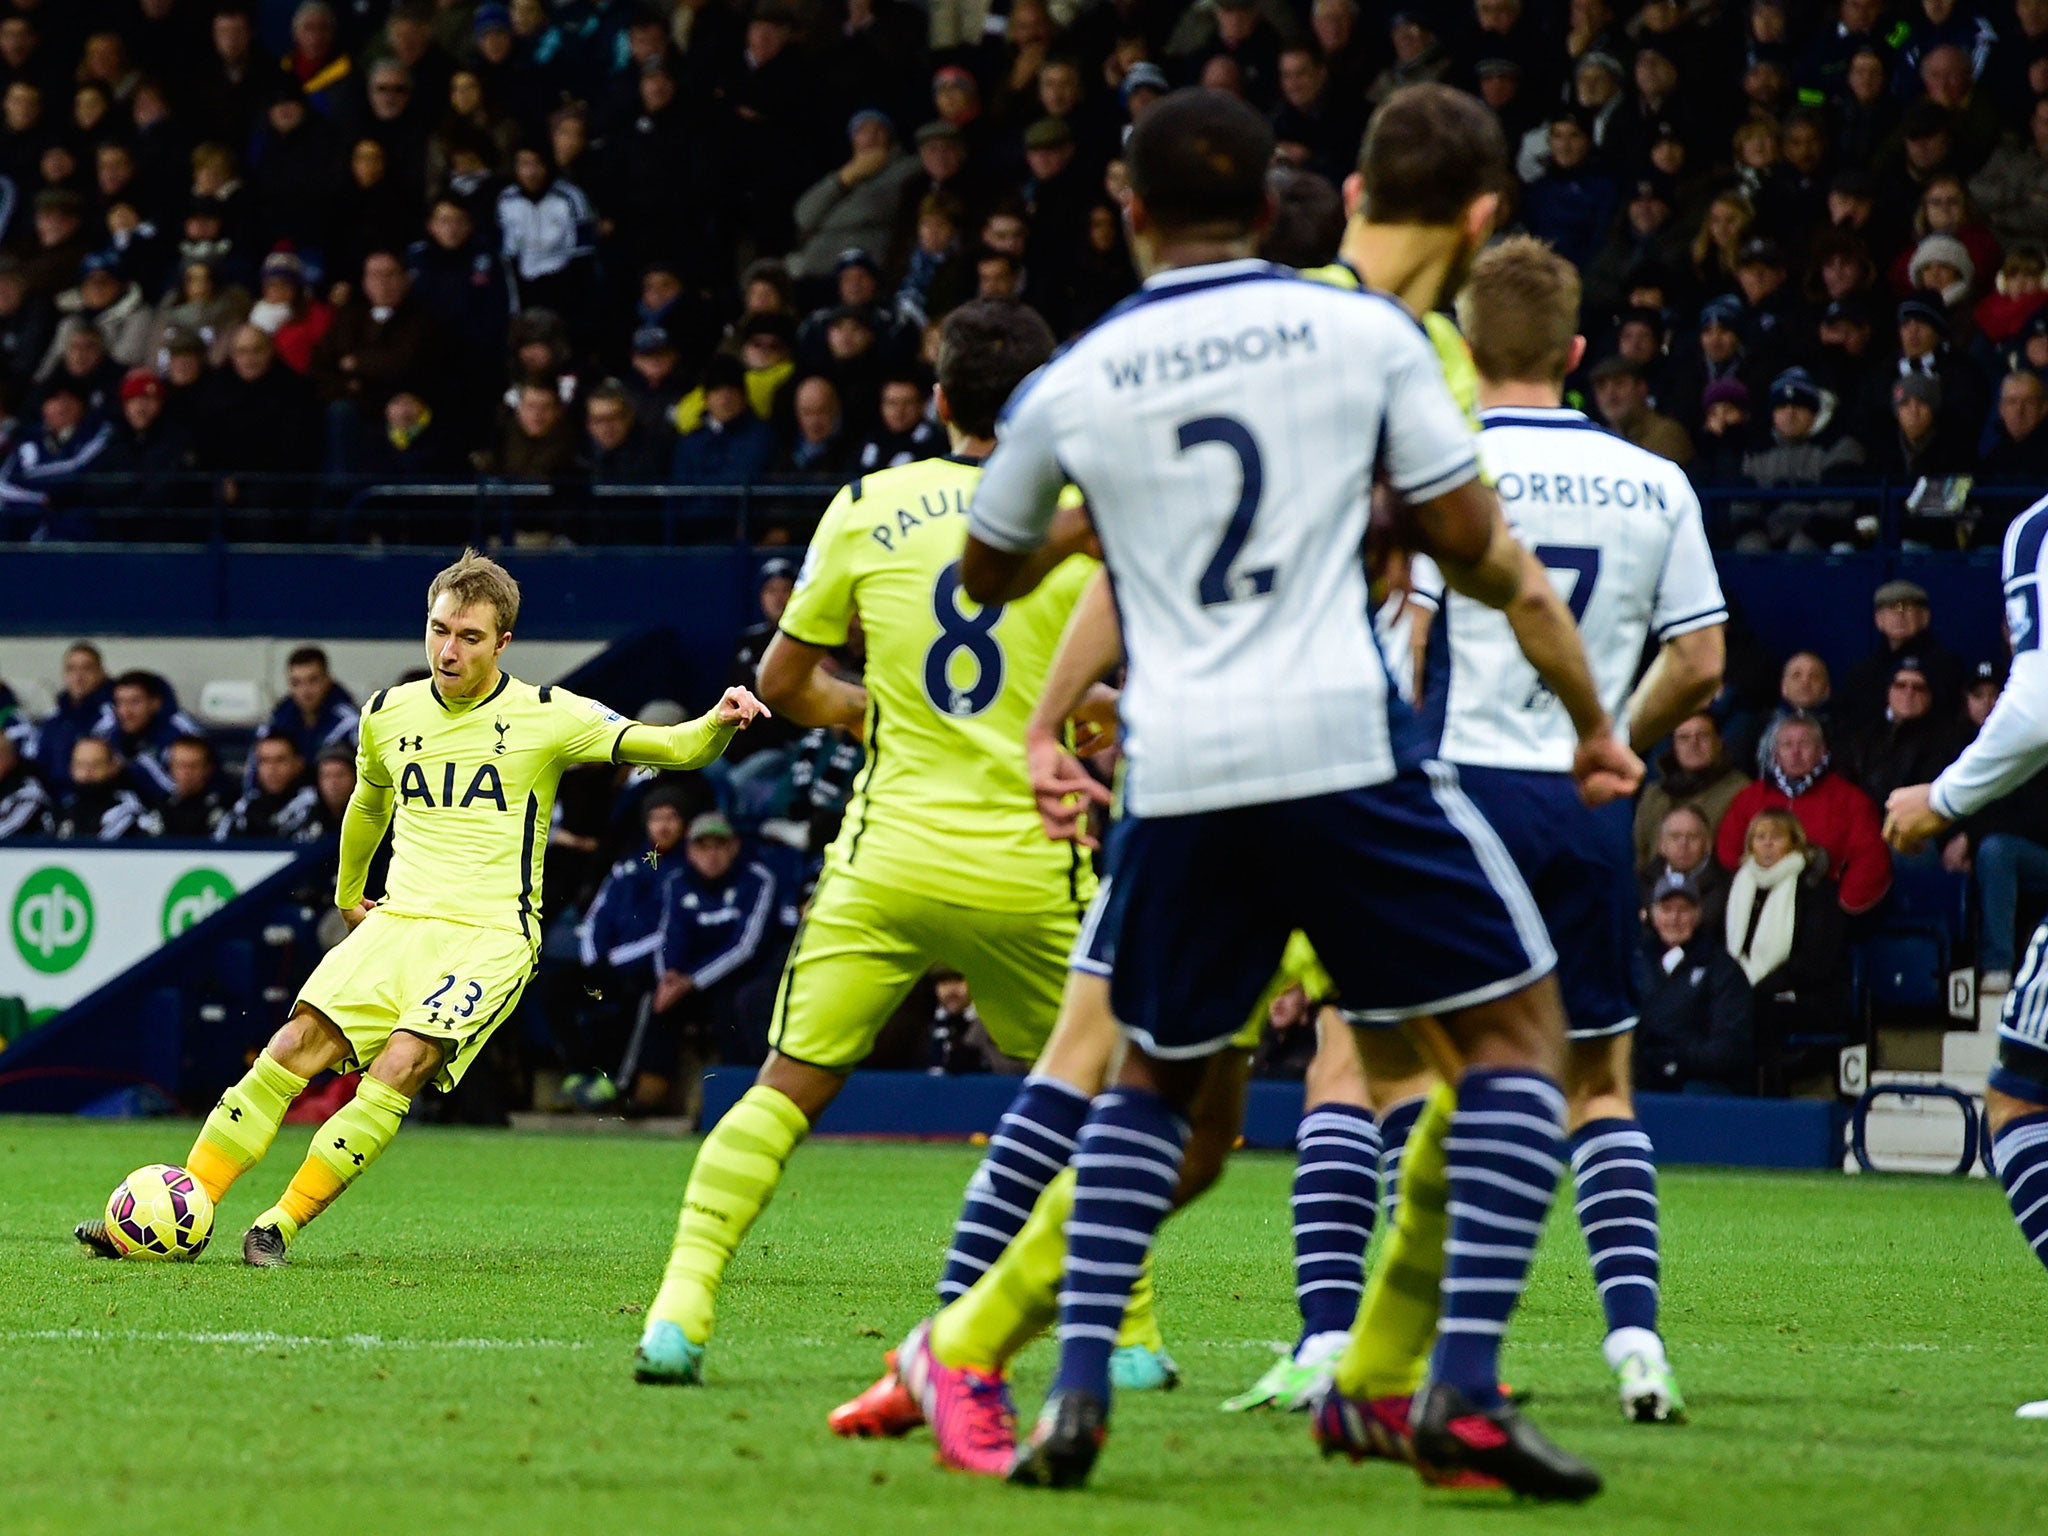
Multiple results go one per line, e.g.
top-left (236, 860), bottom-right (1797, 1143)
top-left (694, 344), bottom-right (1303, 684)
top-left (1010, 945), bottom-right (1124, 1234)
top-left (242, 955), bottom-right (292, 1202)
top-left (649, 1085), bottom-right (811, 1345)
top-left (932, 1167), bottom-right (1073, 1371)
top-left (929, 1165), bottom-right (1165, 1372)
top-left (1334, 1080), bottom-right (1454, 1400)
top-left (258, 1076), bottom-right (411, 1241)
top-left (185, 1051), bottom-right (309, 1204)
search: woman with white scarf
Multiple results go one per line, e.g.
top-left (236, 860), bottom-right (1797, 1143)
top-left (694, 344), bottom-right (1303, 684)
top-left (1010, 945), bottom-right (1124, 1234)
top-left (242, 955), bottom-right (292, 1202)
top-left (1727, 809), bottom-right (1848, 1093)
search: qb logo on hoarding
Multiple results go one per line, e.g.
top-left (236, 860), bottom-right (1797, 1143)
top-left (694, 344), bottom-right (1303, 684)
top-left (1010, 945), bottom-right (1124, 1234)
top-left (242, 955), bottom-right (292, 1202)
top-left (11, 867), bottom-right (94, 974)
top-left (162, 869), bottom-right (237, 940)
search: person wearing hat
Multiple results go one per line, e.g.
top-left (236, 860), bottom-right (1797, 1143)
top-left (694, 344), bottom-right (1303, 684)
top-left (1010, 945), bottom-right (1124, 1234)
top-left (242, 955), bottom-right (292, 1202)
top-left (21, 188), bottom-right (90, 300)
top-left (1169, 0), bottom-right (1286, 110)
top-left (909, 117), bottom-right (993, 230)
top-left (1119, 60), bottom-right (1170, 122)
top-left (1731, 366), bottom-right (1865, 550)
top-left (1730, 236), bottom-right (1803, 364)
top-left (1688, 377), bottom-right (1755, 487)
top-left (645, 811), bottom-right (779, 1110)
top-left (1590, 353), bottom-right (1693, 464)
top-left (1895, 289), bottom-right (1988, 435)
top-left (54, 251), bottom-right (154, 371)
top-left (1522, 107), bottom-right (1619, 271)
top-left (1839, 578), bottom-right (1971, 728)
top-left (0, 378), bottom-right (112, 540)
top-left (1365, 9), bottom-right (1451, 105)
top-left (1840, 652), bottom-right (1971, 818)
top-left (1581, 174), bottom-right (1685, 321)
top-left (1632, 870), bottom-right (1756, 1096)
top-left (1872, 365), bottom-right (1976, 494)
top-left (790, 109), bottom-right (920, 284)
top-left (246, 249), bottom-right (335, 376)
top-left (91, 365), bottom-right (196, 505)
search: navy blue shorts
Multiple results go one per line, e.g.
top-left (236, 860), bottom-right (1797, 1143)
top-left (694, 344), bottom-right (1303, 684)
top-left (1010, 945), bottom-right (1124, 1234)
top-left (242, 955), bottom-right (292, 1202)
top-left (1455, 764), bottom-right (1639, 1041)
top-left (1106, 762), bottom-right (1556, 1059)
top-left (1068, 819), bottom-right (1131, 978)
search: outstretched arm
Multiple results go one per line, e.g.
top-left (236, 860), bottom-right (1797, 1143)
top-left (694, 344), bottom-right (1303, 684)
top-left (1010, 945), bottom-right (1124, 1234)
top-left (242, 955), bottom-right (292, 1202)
top-left (615, 688), bottom-right (771, 771)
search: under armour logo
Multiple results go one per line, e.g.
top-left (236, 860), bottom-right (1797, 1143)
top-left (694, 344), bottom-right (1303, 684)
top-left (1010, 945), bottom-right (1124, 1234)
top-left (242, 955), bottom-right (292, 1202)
top-left (493, 719), bottom-right (510, 755)
top-left (334, 1136), bottom-right (364, 1167)
top-left (399, 735), bottom-right (423, 752)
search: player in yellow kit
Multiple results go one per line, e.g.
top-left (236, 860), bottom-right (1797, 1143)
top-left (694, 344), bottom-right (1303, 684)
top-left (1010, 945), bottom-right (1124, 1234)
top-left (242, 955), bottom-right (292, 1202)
top-left (633, 301), bottom-right (1101, 1385)
top-left (74, 549), bottom-right (766, 1266)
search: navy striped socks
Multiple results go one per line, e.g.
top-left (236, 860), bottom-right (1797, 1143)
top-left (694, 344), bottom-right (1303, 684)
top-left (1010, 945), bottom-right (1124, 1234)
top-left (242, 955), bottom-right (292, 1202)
top-left (1429, 1069), bottom-right (1568, 1407)
top-left (1052, 1087), bottom-right (1188, 1401)
top-left (1570, 1117), bottom-right (1661, 1338)
top-left (938, 1075), bottom-right (1090, 1303)
top-left (1993, 1109), bottom-right (2048, 1276)
top-left (1292, 1103), bottom-right (1382, 1346)
top-left (1378, 1095), bottom-right (1426, 1225)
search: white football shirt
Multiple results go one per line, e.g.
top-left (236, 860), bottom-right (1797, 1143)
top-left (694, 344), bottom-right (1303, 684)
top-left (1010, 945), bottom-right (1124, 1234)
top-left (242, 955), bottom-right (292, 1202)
top-left (969, 260), bottom-right (1480, 816)
top-left (1412, 407), bottom-right (1726, 774)
top-left (1932, 494), bottom-right (2048, 820)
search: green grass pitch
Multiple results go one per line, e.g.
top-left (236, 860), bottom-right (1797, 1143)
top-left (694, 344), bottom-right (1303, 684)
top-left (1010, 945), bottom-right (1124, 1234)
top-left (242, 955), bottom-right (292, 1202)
top-left (4, 1117), bottom-right (2046, 1536)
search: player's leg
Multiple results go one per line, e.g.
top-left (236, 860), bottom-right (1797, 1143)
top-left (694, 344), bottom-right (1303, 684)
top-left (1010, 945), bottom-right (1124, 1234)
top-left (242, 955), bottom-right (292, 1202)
top-left (1984, 921), bottom-right (2048, 1416)
top-left (637, 872), bottom-right (923, 1382)
top-left (74, 1005), bottom-right (347, 1257)
top-left (1226, 1011), bottom-right (1399, 1412)
top-left (1300, 769), bottom-right (1599, 1500)
top-left (1567, 1030), bottom-right (1682, 1422)
top-left (244, 1027), bottom-right (446, 1265)
top-left (242, 921), bottom-right (535, 1265)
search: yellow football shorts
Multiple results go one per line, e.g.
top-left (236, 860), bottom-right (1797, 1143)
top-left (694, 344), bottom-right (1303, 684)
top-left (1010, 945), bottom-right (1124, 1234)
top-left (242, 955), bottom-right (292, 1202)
top-left (768, 869), bottom-right (1078, 1071)
top-left (295, 910), bottom-right (537, 1091)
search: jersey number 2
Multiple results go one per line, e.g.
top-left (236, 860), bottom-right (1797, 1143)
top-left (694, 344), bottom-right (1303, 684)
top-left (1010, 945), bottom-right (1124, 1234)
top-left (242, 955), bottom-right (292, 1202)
top-left (1179, 416), bottom-right (1275, 607)
top-left (925, 565), bottom-right (1006, 717)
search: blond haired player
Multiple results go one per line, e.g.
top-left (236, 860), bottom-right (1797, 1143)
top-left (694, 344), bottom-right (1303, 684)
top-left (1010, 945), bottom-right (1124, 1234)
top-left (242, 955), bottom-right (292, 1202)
top-left (76, 550), bottom-right (766, 1265)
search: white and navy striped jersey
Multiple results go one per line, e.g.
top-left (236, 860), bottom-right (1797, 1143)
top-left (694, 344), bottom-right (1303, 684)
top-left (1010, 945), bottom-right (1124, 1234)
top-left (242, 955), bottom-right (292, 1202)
top-left (1932, 495), bottom-right (2048, 820)
top-left (1409, 407), bottom-right (1726, 774)
top-left (969, 260), bottom-right (1480, 817)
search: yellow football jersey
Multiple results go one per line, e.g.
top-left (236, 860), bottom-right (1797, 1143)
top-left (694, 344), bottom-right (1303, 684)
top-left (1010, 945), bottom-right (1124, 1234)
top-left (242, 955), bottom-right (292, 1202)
top-left (353, 676), bottom-right (633, 942)
top-left (1300, 261), bottom-right (1481, 429)
top-left (780, 454), bottom-right (1098, 913)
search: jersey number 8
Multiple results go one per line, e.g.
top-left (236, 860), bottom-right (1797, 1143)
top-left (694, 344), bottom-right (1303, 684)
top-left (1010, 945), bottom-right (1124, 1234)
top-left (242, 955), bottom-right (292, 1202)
top-left (924, 564), bottom-right (1006, 717)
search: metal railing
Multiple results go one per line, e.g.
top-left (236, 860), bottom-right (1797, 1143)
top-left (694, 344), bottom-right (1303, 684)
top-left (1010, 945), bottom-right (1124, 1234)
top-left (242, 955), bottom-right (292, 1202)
top-left (7, 472), bottom-right (2046, 550)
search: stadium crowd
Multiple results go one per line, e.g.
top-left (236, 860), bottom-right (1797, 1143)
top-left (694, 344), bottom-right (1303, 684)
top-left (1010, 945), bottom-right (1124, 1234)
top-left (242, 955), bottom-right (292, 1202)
top-left (0, 558), bottom-right (2035, 1105)
top-left (0, 0), bottom-right (2043, 545)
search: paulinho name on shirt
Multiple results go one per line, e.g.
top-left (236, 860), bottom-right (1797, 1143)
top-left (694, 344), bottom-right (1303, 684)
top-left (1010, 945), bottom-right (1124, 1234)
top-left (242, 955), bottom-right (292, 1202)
top-left (1102, 322), bottom-right (1316, 390)
top-left (870, 487), bottom-right (969, 552)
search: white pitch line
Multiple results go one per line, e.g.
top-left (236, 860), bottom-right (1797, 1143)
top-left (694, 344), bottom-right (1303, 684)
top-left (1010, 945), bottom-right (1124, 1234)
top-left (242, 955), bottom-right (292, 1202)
top-left (3, 1329), bottom-right (588, 1350)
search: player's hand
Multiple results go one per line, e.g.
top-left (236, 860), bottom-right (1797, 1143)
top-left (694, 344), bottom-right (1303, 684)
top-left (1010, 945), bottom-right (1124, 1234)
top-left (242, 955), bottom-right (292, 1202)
top-left (1069, 681), bottom-right (1122, 757)
top-left (714, 687), bottom-right (771, 729)
top-left (1028, 732), bottom-right (1111, 846)
top-left (1571, 728), bottom-right (1644, 808)
top-left (1884, 783), bottom-right (1950, 853)
top-left (340, 899), bottom-right (376, 930)
top-left (1046, 500), bottom-right (1101, 563)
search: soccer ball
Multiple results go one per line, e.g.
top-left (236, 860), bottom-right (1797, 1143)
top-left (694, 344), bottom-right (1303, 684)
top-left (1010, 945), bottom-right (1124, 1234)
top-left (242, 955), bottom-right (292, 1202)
top-left (105, 1164), bottom-right (214, 1261)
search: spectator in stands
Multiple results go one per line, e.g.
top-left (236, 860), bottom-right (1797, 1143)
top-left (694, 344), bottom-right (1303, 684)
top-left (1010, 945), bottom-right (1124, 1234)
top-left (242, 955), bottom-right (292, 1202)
top-left (0, 256), bottom-right (55, 400)
top-left (304, 744), bottom-right (356, 842)
top-left (1635, 871), bottom-right (1755, 1094)
top-left (569, 790), bottom-right (689, 1108)
top-left (497, 140), bottom-right (598, 336)
top-left (1840, 654), bottom-right (1969, 819)
top-left (260, 646), bottom-right (357, 767)
top-left (53, 253), bottom-right (154, 370)
top-left (1840, 578), bottom-right (1970, 725)
top-left (1971, 94), bottom-right (2048, 248)
top-left (1636, 711), bottom-right (1753, 865)
top-left (310, 249), bottom-right (439, 472)
top-left (245, 250), bottom-right (333, 376)
top-left (1639, 802), bottom-right (1732, 928)
top-left (779, 375), bottom-right (851, 475)
top-left (1893, 293), bottom-right (1989, 445)
top-left (583, 381), bottom-right (665, 485)
top-left (94, 369), bottom-right (196, 498)
top-left (930, 972), bottom-right (1012, 1075)
top-left (1718, 710), bottom-right (1893, 914)
top-left (221, 734), bottom-right (320, 840)
top-left (486, 380), bottom-right (579, 481)
top-left (57, 736), bottom-right (154, 840)
top-left (714, 558), bottom-right (804, 823)
top-left (156, 736), bottom-right (231, 839)
top-left (0, 728), bottom-right (54, 839)
top-left (1731, 367), bottom-right (1866, 550)
top-left (857, 375), bottom-right (943, 470)
top-left (1771, 651), bottom-right (1837, 743)
top-left (1591, 356), bottom-right (1693, 464)
top-left (31, 643), bottom-right (113, 795)
top-left (0, 381), bottom-right (112, 540)
top-left (1726, 807), bottom-right (1850, 1091)
top-left (670, 355), bottom-right (774, 514)
top-left (1979, 370), bottom-right (2048, 482)
top-left (21, 188), bottom-right (90, 299)
top-left (790, 110), bottom-right (921, 285)
top-left (38, 320), bottom-right (125, 417)
top-left (1689, 378), bottom-right (1756, 488)
top-left (624, 326), bottom-right (688, 437)
top-left (1521, 109), bottom-right (1617, 273)
top-left (1872, 371), bottom-right (1977, 488)
top-left (197, 323), bottom-right (322, 481)
top-left (646, 812), bottom-right (779, 1110)
top-left (108, 670), bottom-right (202, 803)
